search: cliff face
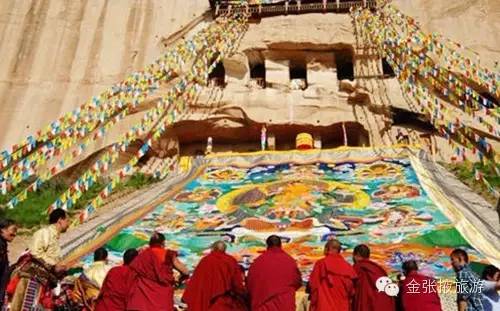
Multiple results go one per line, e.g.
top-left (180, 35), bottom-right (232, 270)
top-left (393, 0), bottom-right (500, 69)
top-left (0, 0), bottom-right (209, 150)
top-left (0, 0), bottom-right (497, 160)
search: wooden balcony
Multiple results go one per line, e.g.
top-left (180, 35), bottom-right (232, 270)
top-left (210, 0), bottom-right (376, 17)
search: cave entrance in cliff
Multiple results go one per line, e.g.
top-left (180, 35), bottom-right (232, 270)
top-left (250, 62), bottom-right (266, 88)
top-left (321, 122), bottom-right (370, 148)
top-left (391, 107), bottom-right (434, 132)
top-left (208, 62), bottom-right (226, 87)
top-left (289, 60), bottom-right (308, 90)
top-left (174, 121), bottom-right (370, 155)
top-left (382, 57), bottom-right (396, 77)
top-left (335, 49), bottom-right (354, 81)
top-left (270, 123), bottom-right (370, 150)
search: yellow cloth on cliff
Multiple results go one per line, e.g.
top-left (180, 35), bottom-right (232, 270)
top-left (30, 224), bottom-right (62, 265)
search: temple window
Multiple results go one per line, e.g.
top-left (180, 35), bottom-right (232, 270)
top-left (250, 62), bottom-right (266, 88)
top-left (289, 60), bottom-right (308, 90)
top-left (335, 49), bottom-right (354, 81)
top-left (208, 61), bottom-right (226, 88)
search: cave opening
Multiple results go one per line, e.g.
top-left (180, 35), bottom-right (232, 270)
top-left (382, 57), bottom-right (396, 77)
top-left (250, 62), bottom-right (266, 88)
top-left (391, 107), bottom-right (434, 131)
top-left (208, 61), bottom-right (226, 87)
top-left (175, 122), bottom-right (370, 156)
top-left (335, 49), bottom-right (354, 81)
top-left (289, 60), bottom-right (308, 89)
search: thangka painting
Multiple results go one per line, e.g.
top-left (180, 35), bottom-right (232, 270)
top-left (78, 158), bottom-right (488, 279)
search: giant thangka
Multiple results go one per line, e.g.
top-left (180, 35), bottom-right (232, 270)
top-left (73, 151), bottom-right (494, 280)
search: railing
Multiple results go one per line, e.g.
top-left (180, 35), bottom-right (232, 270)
top-left (213, 0), bottom-right (377, 16)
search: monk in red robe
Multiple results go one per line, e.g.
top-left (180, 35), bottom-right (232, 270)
top-left (95, 248), bottom-right (138, 311)
top-left (352, 244), bottom-right (395, 311)
top-left (308, 239), bottom-right (357, 311)
top-left (182, 240), bottom-right (247, 310)
top-left (399, 260), bottom-right (441, 311)
top-left (247, 235), bottom-right (302, 311)
top-left (126, 232), bottom-right (189, 311)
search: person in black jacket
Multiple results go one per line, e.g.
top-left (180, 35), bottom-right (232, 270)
top-left (0, 218), bottom-right (17, 307)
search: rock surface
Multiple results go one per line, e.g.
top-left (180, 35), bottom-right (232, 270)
top-left (0, 0), bottom-right (209, 149)
top-left (393, 0), bottom-right (500, 69)
top-left (0, 0), bottom-right (497, 164)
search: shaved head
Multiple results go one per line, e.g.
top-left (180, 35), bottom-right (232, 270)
top-left (353, 244), bottom-right (370, 259)
top-left (352, 244), bottom-right (370, 264)
top-left (266, 235), bottom-right (282, 248)
top-left (211, 240), bottom-right (227, 252)
top-left (402, 260), bottom-right (419, 276)
top-left (324, 239), bottom-right (342, 254)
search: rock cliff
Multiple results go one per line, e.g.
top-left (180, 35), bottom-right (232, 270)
top-left (0, 0), bottom-right (497, 163)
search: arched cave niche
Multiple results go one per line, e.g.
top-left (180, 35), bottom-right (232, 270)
top-left (335, 49), bottom-right (354, 81)
top-left (208, 61), bottom-right (226, 88)
top-left (382, 57), bottom-right (396, 77)
top-left (289, 59), bottom-right (308, 90)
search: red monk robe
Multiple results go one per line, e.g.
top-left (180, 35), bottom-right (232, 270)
top-left (95, 264), bottom-right (135, 311)
top-left (126, 246), bottom-right (177, 311)
top-left (247, 247), bottom-right (302, 311)
top-left (352, 259), bottom-right (395, 311)
top-left (182, 250), bottom-right (247, 311)
top-left (309, 253), bottom-right (357, 311)
top-left (400, 271), bottom-right (441, 311)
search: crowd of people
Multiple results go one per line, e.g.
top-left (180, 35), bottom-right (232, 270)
top-left (0, 209), bottom-right (499, 311)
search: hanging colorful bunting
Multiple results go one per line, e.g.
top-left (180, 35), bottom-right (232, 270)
top-left (351, 4), bottom-right (498, 196)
